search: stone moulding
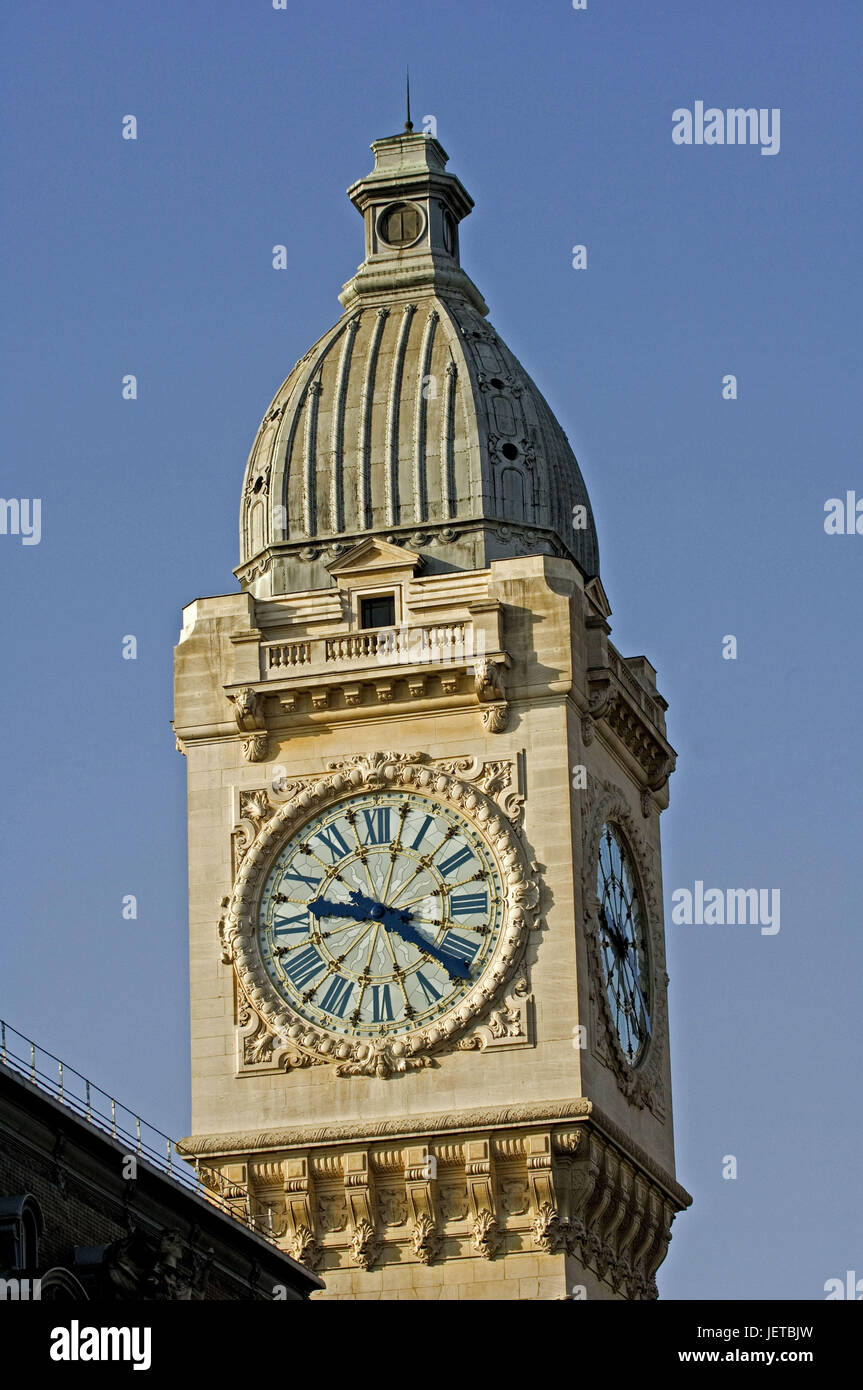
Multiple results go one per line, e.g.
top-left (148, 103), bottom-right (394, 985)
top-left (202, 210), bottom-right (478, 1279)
top-left (221, 752), bottom-right (540, 1078)
top-left (177, 1107), bottom-right (691, 1299)
top-left (176, 1097), bottom-right (690, 1212)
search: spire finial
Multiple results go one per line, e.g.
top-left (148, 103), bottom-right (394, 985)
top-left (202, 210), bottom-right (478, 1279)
top-left (404, 66), bottom-right (413, 134)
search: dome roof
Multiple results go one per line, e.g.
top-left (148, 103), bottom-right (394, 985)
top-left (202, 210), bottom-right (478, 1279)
top-left (238, 132), bottom-right (599, 596)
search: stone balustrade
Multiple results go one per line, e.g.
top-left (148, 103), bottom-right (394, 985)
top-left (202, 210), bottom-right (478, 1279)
top-left (261, 622), bottom-right (477, 679)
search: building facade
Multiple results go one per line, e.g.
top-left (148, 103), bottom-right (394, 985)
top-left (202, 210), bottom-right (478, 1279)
top-left (173, 126), bottom-right (691, 1300)
top-left (0, 1041), bottom-right (320, 1301)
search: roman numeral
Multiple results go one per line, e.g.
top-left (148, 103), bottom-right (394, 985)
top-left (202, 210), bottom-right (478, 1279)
top-left (272, 912), bottom-right (309, 936)
top-left (370, 984), bottom-right (394, 1022)
top-left (410, 814), bottom-right (434, 850)
top-left (319, 975), bottom-right (353, 1018)
top-left (361, 807), bottom-right (391, 845)
top-left (438, 844), bottom-right (474, 878)
top-left (284, 944), bottom-right (325, 988)
top-left (438, 932), bottom-right (479, 971)
top-left (314, 823), bottom-right (350, 862)
top-left (282, 868), bottom-right (322, 891)
top-left (450, 891), bottom-right (488, 917)
top-left (414, 971), bottom-right (442, 1005)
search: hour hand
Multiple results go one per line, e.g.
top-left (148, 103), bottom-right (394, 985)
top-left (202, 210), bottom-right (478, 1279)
top-left (308, 897), bottom-right (363, 921)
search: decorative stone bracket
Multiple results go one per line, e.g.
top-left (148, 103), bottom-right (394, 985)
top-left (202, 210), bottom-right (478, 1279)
top-left (474, 657), bottom-right (509, 734)
top-left (581, 663), bottom-right (676, 815)
top-left (227, 687), bottom-right (269, 763)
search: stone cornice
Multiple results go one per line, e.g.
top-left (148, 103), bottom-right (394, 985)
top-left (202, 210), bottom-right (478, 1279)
top-left (177, 1097), bottom-right (691, 1212)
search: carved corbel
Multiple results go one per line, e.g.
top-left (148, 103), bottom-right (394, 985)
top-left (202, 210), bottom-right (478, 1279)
top-left (464, 1138), bottom-right (500, 1258)
top-left (344, 1152), bottom-right (380, 1270)
top-left (526, 1133), bottom-right (567, 1252)
top-left (624, 1177), bottom-right (660, 1294)
top-left (404, 1146), bottom-right (440, 1263)
top-left (638, 1192), bottom-right (671, 1293)
top-left (474, 659), bottom-right (509, 735)
top-left (569, 1132), bottom-right (604, 1245)
top-left (228, 687), bottom-right (269, 763)
top-left (586, 673), bottom-right (615, 723)
top-left (643, 752), bottom-right (677, 814)
top-left (282, 1156), bottom-right (322, 1270)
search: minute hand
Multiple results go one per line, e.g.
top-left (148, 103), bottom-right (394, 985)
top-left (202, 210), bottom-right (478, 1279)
top-left (383, 910), bottom-right (471, 980)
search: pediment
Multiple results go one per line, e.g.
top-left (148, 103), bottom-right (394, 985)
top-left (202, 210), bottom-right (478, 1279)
top-left (326, 536), bottom-right (423, 581)
top-left (585, 575), bottom-right (612, 620)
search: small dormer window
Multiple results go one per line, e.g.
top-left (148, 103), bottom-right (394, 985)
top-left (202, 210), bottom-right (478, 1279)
top-left (360, 594), bottom-right (396, 629)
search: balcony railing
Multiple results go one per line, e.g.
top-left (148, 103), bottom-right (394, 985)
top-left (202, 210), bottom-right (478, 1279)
top-left (262, 621), bottom-right (478, 678)
top-left (606, 645), bottom-right (665, 731)
top-left (0, 1018), bottom-right (274, 1242)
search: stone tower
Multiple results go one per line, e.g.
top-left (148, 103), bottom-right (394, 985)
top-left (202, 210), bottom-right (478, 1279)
top-left (173, 127), bottom-right (690, 1300)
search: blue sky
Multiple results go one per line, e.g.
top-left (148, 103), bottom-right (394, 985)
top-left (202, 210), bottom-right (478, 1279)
top-left (1, 0), bottom-right (860, 1300)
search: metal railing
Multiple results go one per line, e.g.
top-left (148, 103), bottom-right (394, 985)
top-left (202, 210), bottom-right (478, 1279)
top-left (0, 1017), bottom-right (274, 1244)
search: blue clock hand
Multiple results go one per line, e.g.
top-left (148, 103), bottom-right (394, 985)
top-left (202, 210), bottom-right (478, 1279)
top-left (381, 909), bottom-right (471, 980)
top-left (307, 889), bottom-right (392, 923)
top-left (307, 895), bottom-right (366, 922)
top-left (305, 892), bottom-right (471, 979)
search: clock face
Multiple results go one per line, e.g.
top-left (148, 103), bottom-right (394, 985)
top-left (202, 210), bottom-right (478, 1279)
top-left (596, 822), bottom-right (652, 1065)
top-left (257, 790), bottom-right (504, 1040)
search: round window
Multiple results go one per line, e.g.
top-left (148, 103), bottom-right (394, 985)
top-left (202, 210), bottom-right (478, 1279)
top-left (378, 202), bottom-right (424, 248)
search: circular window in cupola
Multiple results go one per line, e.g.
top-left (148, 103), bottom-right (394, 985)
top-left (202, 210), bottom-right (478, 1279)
top-left (378, 201), bottom-right (425, 249)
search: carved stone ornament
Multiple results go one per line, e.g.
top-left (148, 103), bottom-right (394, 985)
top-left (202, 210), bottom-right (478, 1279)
top-left (532, 1200), bottom-right (569, 1253)
top-left (349, 1219), bottom-right (380, 1270)
top-left (289, 1225), bottom-right (323, 1271)
top-left (410, 1213), bottom-right (440, 1264)
top-left (582, 777), bottom-right (668, 1116)
top-left (471, 1209), bottom-right (501, 1259)
top-left (228, 688), bottom-right (269, 763)
top-left (457, 977), bottom-right (532, 1051)
top-left (242, 734), bottom-right (269, 763)
top-left (230, 687), bottom-right (265, 732)
top-left (474, 659), bottom-right (509, 734)
top-left (222, 753), bottom-right (541, 1077)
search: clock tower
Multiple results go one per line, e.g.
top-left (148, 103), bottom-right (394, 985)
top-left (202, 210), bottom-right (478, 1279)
top-left (173, 127), bottom-right (691, 1300)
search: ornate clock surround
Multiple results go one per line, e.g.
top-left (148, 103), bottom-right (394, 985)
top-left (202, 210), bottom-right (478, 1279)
top-left (219, 752), bottom-right (541, 1079)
